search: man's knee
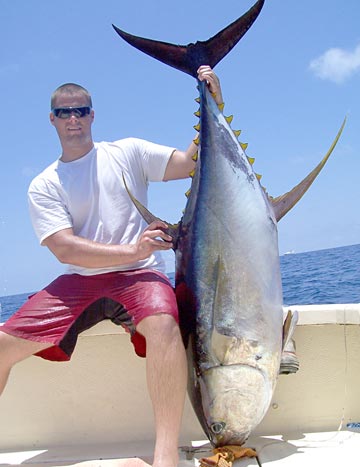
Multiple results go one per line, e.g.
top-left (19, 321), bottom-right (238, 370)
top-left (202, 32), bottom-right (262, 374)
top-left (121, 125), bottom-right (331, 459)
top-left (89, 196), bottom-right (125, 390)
top-left (137, 313), bottom-right (181, 344)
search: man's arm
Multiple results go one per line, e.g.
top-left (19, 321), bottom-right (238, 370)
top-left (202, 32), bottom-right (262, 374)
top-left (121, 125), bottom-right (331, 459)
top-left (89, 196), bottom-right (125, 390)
top-left (163, 65), bottom-right (224, 181)
top-left (43, 221), bottom-right (173, 268)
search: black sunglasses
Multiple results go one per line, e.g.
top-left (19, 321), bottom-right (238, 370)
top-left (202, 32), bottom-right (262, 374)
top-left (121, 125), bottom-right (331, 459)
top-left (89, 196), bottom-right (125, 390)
top-left (52, 106), bottom-right (92, 119)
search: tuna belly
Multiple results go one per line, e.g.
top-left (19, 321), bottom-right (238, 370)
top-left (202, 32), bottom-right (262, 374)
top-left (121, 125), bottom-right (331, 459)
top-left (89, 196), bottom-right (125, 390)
top-left (197, 364), bottom-right (273, 447)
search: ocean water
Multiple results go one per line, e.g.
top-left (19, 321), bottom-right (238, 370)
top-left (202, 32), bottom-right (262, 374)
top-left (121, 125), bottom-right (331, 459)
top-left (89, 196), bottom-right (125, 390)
top-left (1, 243), bottom-right (359, 323)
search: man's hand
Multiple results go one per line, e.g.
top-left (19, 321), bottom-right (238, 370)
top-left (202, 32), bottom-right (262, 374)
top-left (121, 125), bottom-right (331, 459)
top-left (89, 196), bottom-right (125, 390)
top-left (197, 65), bottom-right (224, 106)
top-left (134, 220), bottom-right (173, 261)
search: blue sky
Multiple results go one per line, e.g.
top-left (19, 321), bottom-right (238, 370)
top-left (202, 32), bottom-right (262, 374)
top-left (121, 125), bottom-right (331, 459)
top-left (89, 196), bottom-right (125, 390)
top-left (1, 0), bottom-right (359, 296)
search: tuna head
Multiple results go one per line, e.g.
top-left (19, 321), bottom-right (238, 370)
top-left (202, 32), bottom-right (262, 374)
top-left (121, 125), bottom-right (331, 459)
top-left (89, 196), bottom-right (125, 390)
top-left (192, 363), bottom-right (273, 446)
top-left (185, 328), bottom-right (280, 448)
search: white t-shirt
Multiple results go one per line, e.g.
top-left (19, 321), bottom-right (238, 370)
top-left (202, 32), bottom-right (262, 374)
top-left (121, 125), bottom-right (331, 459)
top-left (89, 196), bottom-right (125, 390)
top-left (28, 137), bottom-right (175, 276)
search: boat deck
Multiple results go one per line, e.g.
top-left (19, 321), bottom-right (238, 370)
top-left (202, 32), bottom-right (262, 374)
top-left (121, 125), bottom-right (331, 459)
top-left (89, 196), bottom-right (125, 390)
top-left (1, 304), bottom-right (360, 467)
top-left (1, 429), bottom-right (359, 466)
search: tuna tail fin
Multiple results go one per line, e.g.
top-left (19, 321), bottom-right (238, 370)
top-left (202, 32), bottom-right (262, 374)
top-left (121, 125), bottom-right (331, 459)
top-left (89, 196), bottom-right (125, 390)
top-left (112, 0), bottom-right (265, 78)
top-left (270, 117), bottom-right (346, 222)
top-left (122, 173), bottom-right (180, 250)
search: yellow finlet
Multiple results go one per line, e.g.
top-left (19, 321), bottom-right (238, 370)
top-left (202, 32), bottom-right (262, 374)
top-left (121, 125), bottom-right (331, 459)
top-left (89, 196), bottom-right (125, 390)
top-left (225, 115), bottom-right (234, 124)
top-left (195, 97), bottom-right (200, 103)
top-left (193, 123), bottom-right (201, 132)
top-left (193, 136), bottom-right (200, 146)
top-left (256, 173), bottom-right (262, 181)
top-left (189, 169), bottom-right (196, 178)
top-left (218, 103), bottom-right (225, 112)
top-left (233, 129), bottom-right (241, 138)
top-left (185, 189), bottom-right (191, 198)
top-left (192, 151), bottom-right (198, 162)
top-left (240, 142), bottom-right (248, 151)
top-left (194, 109), bottom-right (201, 117)
top-left (247, 156), bottom-right (255, 165)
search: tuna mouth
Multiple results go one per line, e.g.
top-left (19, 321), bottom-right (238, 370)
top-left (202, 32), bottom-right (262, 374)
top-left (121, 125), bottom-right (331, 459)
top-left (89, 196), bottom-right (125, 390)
top-left (211, 361), bottom-right (267, 374)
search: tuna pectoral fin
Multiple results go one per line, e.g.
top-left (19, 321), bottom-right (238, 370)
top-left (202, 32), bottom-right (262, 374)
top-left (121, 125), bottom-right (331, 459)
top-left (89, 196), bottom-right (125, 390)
top-left (282, 309), bottom-right (298, 351)
top-left (270, 117), bottom-right (346, 222)
top-left (122, 173), bottom-right (179, 247)
top-left (112, 0), bottom-right (265, 78)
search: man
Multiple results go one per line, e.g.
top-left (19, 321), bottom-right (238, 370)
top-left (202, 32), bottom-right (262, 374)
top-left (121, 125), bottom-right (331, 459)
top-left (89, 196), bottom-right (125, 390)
top-left (0, 66), bottom-right (223, 467)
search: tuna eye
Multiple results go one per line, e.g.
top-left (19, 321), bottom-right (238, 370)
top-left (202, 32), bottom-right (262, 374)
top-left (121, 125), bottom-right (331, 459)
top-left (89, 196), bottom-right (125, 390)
top-left (210, 422), bottom-right (226, 434)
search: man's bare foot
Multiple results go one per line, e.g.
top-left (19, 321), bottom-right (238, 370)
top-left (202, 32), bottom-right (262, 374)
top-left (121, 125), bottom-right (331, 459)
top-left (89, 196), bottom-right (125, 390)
top-left (152, 455), bottom-right (178, 467)
top-left (119, 459), bottom-right (151, 467)
top-left (54, 458), bottom-right (152, 467)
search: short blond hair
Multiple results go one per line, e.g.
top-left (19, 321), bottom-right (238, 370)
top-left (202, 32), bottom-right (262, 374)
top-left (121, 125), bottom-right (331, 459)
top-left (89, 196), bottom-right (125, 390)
top-left (50, 83), bottom-right (92, 109)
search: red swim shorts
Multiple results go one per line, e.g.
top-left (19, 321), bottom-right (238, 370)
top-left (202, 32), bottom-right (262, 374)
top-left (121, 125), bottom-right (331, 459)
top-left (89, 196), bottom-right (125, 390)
top-left (1, 269), bottom-right (178, 361)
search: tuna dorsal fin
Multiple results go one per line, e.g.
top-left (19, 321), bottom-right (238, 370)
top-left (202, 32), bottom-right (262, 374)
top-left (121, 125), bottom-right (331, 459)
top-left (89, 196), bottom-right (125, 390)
top-left (270, 117), bottom-right (346, 222)
top-left (112, 0), bottom-right (265, 78)
top-left (122, 173), bottom-right (180, 249)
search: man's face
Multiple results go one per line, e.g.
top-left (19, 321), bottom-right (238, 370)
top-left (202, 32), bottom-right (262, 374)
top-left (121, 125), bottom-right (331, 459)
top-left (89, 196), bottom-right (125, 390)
top-left (50, 93), bottom-right (94, 148)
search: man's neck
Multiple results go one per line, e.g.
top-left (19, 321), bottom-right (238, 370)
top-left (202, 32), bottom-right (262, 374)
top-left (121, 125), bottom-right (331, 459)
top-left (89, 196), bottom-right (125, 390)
top-left (60, 142), bottom-right (94, 163)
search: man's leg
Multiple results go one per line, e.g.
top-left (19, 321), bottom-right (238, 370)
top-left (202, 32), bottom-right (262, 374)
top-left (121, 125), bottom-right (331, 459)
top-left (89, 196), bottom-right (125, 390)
top-left (137, 314), bottom-right (187, 467)
top-left (0, 331), bottom-right (50, 395)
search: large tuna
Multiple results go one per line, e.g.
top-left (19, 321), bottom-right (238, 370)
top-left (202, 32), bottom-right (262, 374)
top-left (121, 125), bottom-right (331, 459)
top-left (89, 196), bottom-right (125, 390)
top-left (113, 0), bottom-right (345, 447)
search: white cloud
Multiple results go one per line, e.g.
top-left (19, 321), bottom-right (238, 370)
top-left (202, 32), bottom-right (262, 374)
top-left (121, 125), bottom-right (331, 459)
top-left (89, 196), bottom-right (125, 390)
top-left (309, 44), bottom-right (360, 84)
